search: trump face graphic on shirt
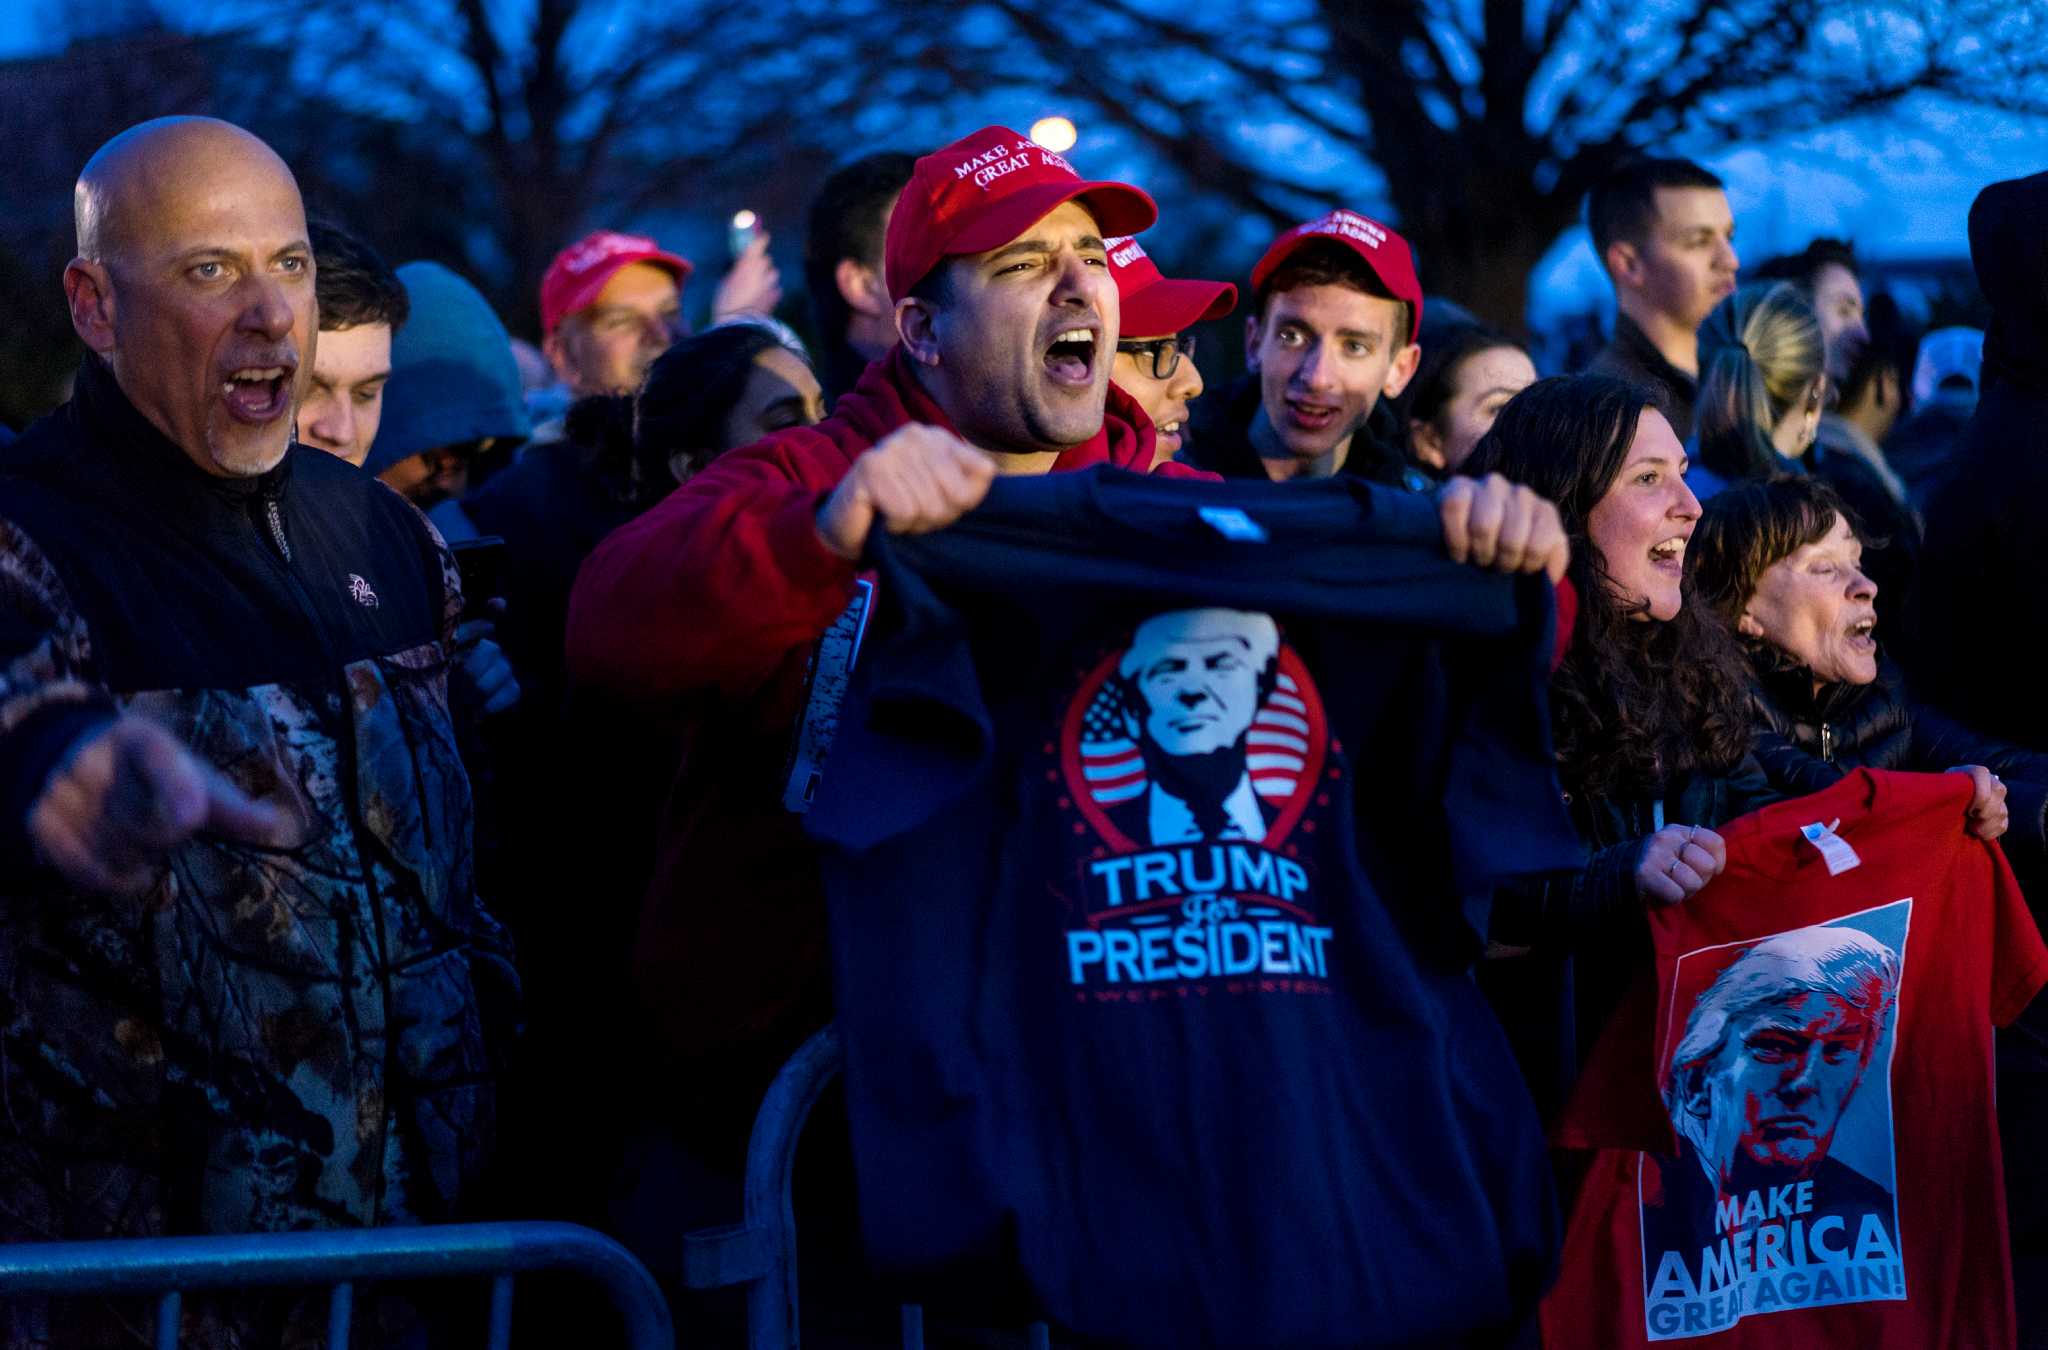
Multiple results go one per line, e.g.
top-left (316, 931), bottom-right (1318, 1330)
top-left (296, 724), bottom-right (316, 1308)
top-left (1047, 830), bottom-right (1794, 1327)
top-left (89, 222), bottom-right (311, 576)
top-left (1638, 909), bottom-right (1909, 1338)
top-left (1111, 609), bottom-right (1281, 844)
top-left (1665, 925), bottom-right (1900, 1195)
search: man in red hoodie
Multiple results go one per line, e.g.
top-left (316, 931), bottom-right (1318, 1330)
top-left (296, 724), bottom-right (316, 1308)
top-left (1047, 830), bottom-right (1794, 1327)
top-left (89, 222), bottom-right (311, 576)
top-left (566, 127), bottom-right (1568, 1156)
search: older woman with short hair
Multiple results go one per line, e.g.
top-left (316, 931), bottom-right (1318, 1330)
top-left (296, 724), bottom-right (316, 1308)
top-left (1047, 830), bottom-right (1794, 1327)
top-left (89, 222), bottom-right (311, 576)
top-left (1688, 474), bottom-right (2041, 855)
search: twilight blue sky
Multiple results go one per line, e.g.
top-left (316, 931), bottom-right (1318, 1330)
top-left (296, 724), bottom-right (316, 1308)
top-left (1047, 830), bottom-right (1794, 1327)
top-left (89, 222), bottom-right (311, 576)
top-left (7, 3), bottom-right (2044, 324)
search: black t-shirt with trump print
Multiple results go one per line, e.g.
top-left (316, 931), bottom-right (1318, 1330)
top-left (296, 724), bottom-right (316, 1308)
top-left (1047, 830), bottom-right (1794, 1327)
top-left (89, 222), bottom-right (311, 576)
top-left (806, 467), bottom-right (1583, 1348)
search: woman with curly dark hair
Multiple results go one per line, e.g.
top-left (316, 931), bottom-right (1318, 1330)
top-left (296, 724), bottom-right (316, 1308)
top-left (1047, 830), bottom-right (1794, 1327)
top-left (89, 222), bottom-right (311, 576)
top-left (1461, 373), bottom-right (1776, 1114)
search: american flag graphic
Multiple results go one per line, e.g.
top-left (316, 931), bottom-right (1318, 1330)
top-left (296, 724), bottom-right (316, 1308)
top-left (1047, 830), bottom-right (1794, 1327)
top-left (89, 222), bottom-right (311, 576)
top-left (1078, 672), bottom-right (1312, 807)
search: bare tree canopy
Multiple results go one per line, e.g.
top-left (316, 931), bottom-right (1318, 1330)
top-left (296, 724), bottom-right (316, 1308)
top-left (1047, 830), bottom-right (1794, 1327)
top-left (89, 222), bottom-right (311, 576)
top-left (3, 0), bottom-right (2045, 422)
top-left (177, 0), bottom-right (2048, 327)
top-left (964, 0), bottom-right (2048, 323)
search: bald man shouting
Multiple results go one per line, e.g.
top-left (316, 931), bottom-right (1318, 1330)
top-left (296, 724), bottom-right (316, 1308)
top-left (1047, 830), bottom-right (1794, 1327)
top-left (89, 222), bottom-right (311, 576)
top-left (0, 117), bottom-right (515, 1266)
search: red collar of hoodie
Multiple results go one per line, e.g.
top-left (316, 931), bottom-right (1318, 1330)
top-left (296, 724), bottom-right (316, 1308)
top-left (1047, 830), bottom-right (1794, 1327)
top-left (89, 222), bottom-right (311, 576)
top-left (565, 344), bottom-right (1204, 709)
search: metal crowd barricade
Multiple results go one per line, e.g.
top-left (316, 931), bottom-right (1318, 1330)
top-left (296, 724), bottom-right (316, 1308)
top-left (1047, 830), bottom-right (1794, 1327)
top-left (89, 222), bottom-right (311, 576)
top-left (679, 1022), bottom-right (1053, 1350)
top-left (0, 1219), bottom-right (673, 1350)
top-left (681, 1023), bottom-right (845, 1346)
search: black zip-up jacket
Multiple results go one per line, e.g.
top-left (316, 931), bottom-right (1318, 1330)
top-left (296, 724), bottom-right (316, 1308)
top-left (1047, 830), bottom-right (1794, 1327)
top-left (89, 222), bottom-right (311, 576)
top-left (1585, 312), bottom-right (1699, 442)
top-left (1747, 653), bottom-right (2048, 881)
top-left (1907, 169), bottom-right (2048, 742)
top-left (0, 357), bottom-right (517, 1260)
top-left (1183, 375), bottom-right (1437, 491)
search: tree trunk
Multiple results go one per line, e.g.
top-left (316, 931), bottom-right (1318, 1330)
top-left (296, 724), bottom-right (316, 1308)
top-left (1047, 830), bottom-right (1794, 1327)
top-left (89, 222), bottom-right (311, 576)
top-left (1388, 168), bottom-right (1578, 334)
top-left (1427, 212), bottom-right (1567, 335)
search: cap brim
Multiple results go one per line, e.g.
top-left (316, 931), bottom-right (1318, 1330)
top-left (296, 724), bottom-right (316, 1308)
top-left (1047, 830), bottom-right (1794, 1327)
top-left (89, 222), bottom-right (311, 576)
top-left (946, 179), bottom-right (1159, 258)
top-left (1120, 277), bottom-right (1237, 337)
top-left (548, 248), bottom-right (695, 333)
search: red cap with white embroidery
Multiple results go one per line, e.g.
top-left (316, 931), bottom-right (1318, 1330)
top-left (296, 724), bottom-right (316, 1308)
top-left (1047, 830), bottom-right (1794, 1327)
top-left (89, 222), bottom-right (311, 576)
top-left (541, 230), bottom-right (692, 335)
top-left (1249, 209), bottom-right (1422, 341)
top-left (1104, 234), bottom-right (1235, 337)
top-left (884, 125), bottom-right (1157, 300)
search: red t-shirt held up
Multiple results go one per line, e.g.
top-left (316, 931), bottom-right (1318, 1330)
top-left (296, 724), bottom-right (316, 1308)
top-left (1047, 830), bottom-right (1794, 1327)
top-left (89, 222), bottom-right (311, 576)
top-left (1542, 768), bottom-right (2048, 1349)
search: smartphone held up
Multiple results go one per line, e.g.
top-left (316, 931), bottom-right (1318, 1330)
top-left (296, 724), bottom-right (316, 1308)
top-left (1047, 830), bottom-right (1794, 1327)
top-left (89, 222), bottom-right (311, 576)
top-left (729, 210), bottom-right (764, 260)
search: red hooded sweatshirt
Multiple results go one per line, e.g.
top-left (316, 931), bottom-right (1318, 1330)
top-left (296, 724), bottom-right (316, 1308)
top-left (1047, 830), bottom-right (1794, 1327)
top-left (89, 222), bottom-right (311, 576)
top-left (566, 350), bottom-right (1203, 1142)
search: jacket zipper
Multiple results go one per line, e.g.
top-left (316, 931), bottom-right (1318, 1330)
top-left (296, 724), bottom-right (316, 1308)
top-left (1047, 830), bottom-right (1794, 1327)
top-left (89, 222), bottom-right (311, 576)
top-left (263, 493), bottom-right (292, 563)
top-left (251, 481), bottom-right (398, 1223)
top-left (1821, 723), bottom-right (1835, 762)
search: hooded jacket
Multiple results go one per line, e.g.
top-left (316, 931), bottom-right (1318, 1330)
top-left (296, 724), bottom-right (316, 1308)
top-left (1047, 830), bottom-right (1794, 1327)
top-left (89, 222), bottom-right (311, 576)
top-left (368, 261), bottom-right (530, 476)
top-left (0, 357), bottom-right (517, 1251)
top-left (564, 350), bottom-right (1197, 1148)
top-left (1908, 171), bottom-right (2048, 743)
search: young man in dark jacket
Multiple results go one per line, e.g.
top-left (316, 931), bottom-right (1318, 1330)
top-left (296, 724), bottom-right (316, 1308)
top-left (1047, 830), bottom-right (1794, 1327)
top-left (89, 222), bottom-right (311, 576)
top-left (805, 151), bottom-right (918, 406)
top-left (1582, 156), bottom-right (1739, 441)
top-left (1188, 209), bottom-right (1433, 490)
top-left (0, 116), bottom-right (516, 1332)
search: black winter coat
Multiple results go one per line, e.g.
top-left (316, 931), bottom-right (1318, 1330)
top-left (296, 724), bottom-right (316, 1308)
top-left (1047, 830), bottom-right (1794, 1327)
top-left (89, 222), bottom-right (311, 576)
top-left (1183, 376), bottom-right (1437, 491)
top-left (1747, 654), bottom-right (2048, 877)
top-left (1483, 756), bottom-right (1779, 1118)
top-left (1908, 169), bottom-right (2048, 749)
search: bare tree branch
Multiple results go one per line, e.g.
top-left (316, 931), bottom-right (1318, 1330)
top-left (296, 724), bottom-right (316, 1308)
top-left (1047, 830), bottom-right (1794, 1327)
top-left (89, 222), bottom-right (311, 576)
top-left (55, 0), bottom-right (2046, 335)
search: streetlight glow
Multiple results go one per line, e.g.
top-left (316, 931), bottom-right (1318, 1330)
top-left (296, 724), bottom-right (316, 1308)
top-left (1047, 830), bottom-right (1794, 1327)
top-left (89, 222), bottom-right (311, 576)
top-left (1030, 116), bottom-right (1077, 153)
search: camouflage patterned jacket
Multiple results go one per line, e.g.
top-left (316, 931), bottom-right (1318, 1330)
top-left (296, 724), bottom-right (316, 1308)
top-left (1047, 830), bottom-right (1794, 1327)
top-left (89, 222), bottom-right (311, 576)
top-left (0, 356), bottom-right (519, 1256)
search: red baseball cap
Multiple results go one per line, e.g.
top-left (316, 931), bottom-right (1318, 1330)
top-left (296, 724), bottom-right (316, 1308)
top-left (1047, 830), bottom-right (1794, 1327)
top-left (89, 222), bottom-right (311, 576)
top-left (1249, 209), bottom-right (1423, 342)
top-left (541, 230), bottom-right (693, 336)
top-left (885, 125), bottom-right (1158, 301)
top-left (1105, 235), bottom-right (1236, 337)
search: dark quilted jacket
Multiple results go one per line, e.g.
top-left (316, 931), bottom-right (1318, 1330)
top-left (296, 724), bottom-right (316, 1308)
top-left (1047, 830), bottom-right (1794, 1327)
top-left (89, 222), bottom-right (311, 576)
top-left (1747, 652), bottom-right (2048, 875)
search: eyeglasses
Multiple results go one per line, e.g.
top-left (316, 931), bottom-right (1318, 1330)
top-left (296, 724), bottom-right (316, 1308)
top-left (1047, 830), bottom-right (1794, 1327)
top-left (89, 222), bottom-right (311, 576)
top-left (1116, 333), bottom-right (1196, 380)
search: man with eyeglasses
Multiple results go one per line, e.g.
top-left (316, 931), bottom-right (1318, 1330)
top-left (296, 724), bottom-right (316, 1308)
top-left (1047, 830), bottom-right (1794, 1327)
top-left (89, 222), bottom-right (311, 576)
top-left (1187, 209), bottom-right (1431, 491)
top-left (1104, 234), bottom-right (1234, 467)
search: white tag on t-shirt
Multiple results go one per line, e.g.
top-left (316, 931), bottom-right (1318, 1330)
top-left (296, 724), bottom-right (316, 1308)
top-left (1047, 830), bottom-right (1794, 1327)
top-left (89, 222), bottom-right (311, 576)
top-left (1800, 819), bottom-right (1861, 875)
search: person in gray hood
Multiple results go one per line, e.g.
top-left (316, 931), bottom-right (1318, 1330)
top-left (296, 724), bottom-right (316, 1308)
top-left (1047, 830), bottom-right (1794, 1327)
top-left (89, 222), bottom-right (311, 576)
top-left (367, 260), bottom-right (529, 542)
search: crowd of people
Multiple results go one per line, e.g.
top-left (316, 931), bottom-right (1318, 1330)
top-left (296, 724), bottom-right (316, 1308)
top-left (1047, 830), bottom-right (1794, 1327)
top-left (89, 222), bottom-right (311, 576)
top-left (0, 109), bottom-right (2041, 1348)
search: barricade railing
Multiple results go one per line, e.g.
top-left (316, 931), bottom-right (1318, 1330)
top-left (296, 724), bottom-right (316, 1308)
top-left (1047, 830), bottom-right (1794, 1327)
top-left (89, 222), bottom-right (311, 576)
top-left (681, 1023), bottom-right (844, 1346)
top-left (679, 1022), bottom-right (1053, 1349)
top-left (0, 1219), bottom-right (673, 1350)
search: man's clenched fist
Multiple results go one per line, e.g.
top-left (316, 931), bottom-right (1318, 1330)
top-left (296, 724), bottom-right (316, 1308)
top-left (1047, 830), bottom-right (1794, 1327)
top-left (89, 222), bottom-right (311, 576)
top-left (815, 423), bottom-right (998, 561)
top-left (1439, 473), bottom-right (1570, 583)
